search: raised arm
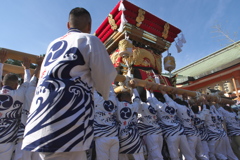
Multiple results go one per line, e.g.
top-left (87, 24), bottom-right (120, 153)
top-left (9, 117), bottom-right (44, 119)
top-left (89, 36), bottom-right (117, 100)
top-left (146, 90), bottom-right (159, 105)
top-left (32, 56), bottom-right (44, 78)
top-left (146, 89), bottom-right (152, 102)
top-left (210, 104), bottom-right (217, 115)
top-left (132, 88), bottom-right (140, 102)
top-left (108, 85), bottom-right (117, 105)
top-left (128, 79), bottom-right (141, 103)
top-left (21, 57), bottom-right (31, 82)
top-left (161, 90), bottom-right (174, 104)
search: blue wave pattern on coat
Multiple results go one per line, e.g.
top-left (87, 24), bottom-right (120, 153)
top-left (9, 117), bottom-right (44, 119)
top-left (0, 98), bottom-right (23, 143)
top-left (23, 40), bottom-right (94, 152)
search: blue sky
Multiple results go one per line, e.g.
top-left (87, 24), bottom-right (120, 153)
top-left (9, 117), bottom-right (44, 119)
top-left (0, 0), bottom-right (239, 71)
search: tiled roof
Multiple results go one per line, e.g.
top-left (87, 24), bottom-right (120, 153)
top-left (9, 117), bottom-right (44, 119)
top-left (174, 41), bottom-right (240, 82)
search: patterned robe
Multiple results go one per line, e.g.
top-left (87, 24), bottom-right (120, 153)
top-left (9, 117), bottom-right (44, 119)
top-left (22, 29), bottom-right (117, 152)
top-left (117, 89), bottom-right (143, 154)
top-left (0, 84), bottom-right (29, 143)
top-left (153, 94), bottom-right (184, 138)
top-left (218, 107), bottom-right (240, 137)
top-left (138, 91), bottom-right (162, 136)
top-left (93, 89), bottom-right (118, 138)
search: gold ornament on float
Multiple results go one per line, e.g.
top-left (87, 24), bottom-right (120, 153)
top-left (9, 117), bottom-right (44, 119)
top-left (136, 9), bottom-right (145, 27)
top-left (164, 52), bottom-right (176, 73)
top-left (108, 14), bottom-right (118, 30)
top-left (118, 39), bottom-right (133, 57)
top-left (162, 23), bottom-right (170, 39)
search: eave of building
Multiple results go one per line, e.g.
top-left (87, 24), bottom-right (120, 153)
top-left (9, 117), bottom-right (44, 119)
top-left (179, 63), bottom-right (240, 90)
top-left (173, 41), bottom-right (240, 81)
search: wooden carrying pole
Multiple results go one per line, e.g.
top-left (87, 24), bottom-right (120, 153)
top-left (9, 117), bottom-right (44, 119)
top-left (1, 48), bottom-right (39, 64)
top-left (3, 63), bottom-right (35, 75)
top-left (114, 74), bottom-right (235, 104)
top-left (0, 48), bottom-right (39, 75)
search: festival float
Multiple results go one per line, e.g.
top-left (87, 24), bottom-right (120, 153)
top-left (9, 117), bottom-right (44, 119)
top-left (94, 0), bottom-right (234, 104)
top-left (94, 0), bottom-right (178, 100)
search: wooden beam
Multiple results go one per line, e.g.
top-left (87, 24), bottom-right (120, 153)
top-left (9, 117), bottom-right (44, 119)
top-left (1, 48), bottom-right (39, 63)
top-left (3, 63), bottom-right (35, 75)
top-left (114, 74), bottom-right (235, 104)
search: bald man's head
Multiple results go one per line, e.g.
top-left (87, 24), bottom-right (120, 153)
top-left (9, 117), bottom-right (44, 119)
top-left (68, 7), bottom-right (91, 33)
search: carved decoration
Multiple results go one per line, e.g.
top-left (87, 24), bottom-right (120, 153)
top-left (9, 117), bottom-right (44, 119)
top-left (152, 53), bottom-right (162, 74)
top-left (110, 46), bottom-right (162, 75)
top-left (118, 39), bottom-right (133, 57)
top-left (133, 47), bottom-right (155, 68)
top-left (162, 23), bottom-right (170, 39)
top-left (144, 70), bottom-right (155, 82)
top-left (136, 9), bottom-right (145, 27)
top-left (108, 14), bottom-right (118, 30)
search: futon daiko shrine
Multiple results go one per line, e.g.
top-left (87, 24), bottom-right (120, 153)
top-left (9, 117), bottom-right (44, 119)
top-left (0, 0), bottom-right (235, 104)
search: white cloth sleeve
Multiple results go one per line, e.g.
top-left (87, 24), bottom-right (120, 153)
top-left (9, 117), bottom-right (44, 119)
top-left (149, 92), bottom-right (164, 106)
top-left (218, 107), bottom-right (227, 115)
top-left (198, 104), bottom-right (209, 120)
top-left (163, 94), bottom-right (174, 104)
top-left (132, 88), bottom-right (140, 102)
top-left (108, 86), bottom-right (117, 105)
top-left (24, 69), bottom-right (31, 82)
top-left (202, 104), bottom-right (209, 113)
top-left (146, 90), bottom-right (151, 101)
top-left (210, 105), bottom-right (217, 115)
top-left (132, 88), bottom-right (141, 111)
top-left (89, 36), bottom-right (117, 100)
top-left (29, 76), bottom-right (38, 87)
top-left (146, 90), bottom-right (157, 105)
top-left (150, 92), bottom-right (154, 98)
top-left (148, 93), bottom-right (164, 110)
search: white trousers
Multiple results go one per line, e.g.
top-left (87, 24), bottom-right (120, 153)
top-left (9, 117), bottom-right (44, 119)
top-left (230, 135), bottom-right (240, 159)
top-left (208, 139), bottom-right (220, 160)
top-left (39, 151), bottom-right (87, 160)
top-left (216, 136), bottom-right (238, 160)
top-left (12, 139), bottom-right (41, 160)
top-left (186, 135), bottom-right (208, 160)
top-left (144, 134), bottom-right (164, 160)
top-left (0, 143), bottom-right (15, 160)
top-left (165, 134), bottom-right (195, 160)
top-left (201, 141), bottom-right (210, 159)
top-left (119, 152), bottom-right (145, 160)
top-left (95, 136), bottom-right (119, 160)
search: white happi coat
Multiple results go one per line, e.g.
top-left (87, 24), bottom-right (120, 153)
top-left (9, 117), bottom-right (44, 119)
top-left (212, 105), bottom-right (226, 138)
top-left (153, 94), bottom-right (184, 138)
top-left (93, 89), bottom-right (118, 138)
top-left (0, 83), bottom-right (30, 143)
top-left (175, 102), bottom-right (198, 136)
top-left (205, 105), bottom-right (221, 141)
top-left (0, 63), bottom-right (33, 144)
top-left (194, 104), bottom-right (209, 141)
top-left (138, 92), bottom-right (162, 136)
top-left (117, 90), bottom-right (143, 154)
top-left (218, 107), bottom-right (240, 137)
top-left (22, 29), bottom-right (117, 153)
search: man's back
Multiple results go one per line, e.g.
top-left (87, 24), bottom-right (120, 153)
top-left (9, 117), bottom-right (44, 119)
top-left (0, 84), bottom-right (27, 143)
top-left (22, 29), bottom-right (117, 153)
